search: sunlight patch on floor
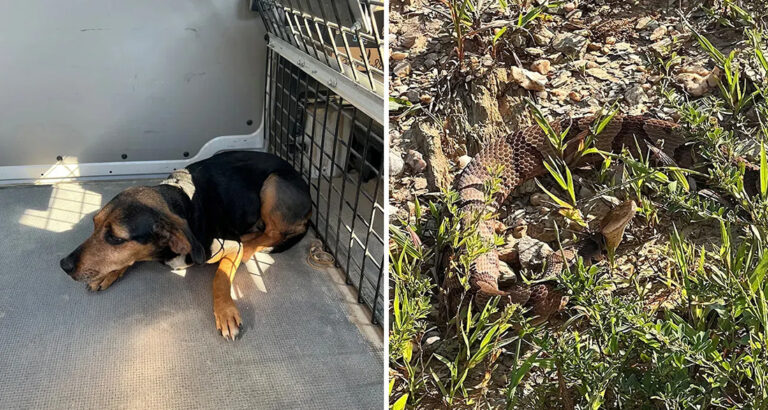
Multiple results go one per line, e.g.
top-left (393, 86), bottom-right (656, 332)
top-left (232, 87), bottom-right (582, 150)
top-left (244, 253), bottom-right (274, 294)
top-left (18, 182), bottom-right (102, 232)
top-left (17, 159), bottom-right (103, 232)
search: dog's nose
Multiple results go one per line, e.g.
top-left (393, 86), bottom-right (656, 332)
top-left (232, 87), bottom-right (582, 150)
top-left (60, 255), bottom-right (75, 275)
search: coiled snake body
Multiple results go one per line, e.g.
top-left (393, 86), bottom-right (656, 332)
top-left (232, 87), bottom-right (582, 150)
top-left (443, 115), bottom-right (696, 323)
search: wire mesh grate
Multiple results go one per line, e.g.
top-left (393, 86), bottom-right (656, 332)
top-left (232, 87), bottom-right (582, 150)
top-left (265, 50), bottom-right (384, 324)
top-left (254, 0), bottom-right (384, 97)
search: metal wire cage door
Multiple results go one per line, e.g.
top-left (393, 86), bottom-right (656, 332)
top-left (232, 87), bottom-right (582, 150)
top-left (264, 50), bottom-right (384, 324)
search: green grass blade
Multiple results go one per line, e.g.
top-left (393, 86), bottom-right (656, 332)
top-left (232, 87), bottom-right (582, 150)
top-left (392, 394), bottom-right (408, 410)
top-left (492, 26), bottom-right (508, 46)
top-left (534, 179), bottom-right (573, 209)
top-left (761, 141), bottom-right (767, 198)
top-left (751, 251), bottom-right (768, 294)
top-left (543, 159), bottom-right (567, 190)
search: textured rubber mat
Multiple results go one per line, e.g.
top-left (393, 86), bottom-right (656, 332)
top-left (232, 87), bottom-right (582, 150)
top-left (0, 181), bottom-right (383, 409)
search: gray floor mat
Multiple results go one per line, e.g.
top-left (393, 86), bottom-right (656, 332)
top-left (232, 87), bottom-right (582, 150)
top-left (0, 181), bottom-right (383, 409)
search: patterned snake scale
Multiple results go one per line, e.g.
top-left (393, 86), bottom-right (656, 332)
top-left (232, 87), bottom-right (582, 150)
top-left (443, 115), bottom-right (701, 324)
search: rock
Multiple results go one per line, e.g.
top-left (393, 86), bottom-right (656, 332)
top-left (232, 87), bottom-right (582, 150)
top-left (563, 2), bottom-right (576, 12)
top-left (510, 32), bottom-right (527, 48)
top-left (404, 122), bottom-right (452, 190)
top-left (406, 90), bottom-right (420, 103)
top-left (395, 206), bottom-right (409, 221)
top-left (568, 90), bottom-right (582, 102)
top-left (391, 51), bottom-right (408, 61)
top-left (578, 185), bottom-right (595, 198)
top-left (587, 42), bottom-right (603, 51)
top-left (530, 192), bottom-right (549, 206)
top-left (499, 261), bottom-right (518, 281)
top-left (649, 26), bottom-right (667, 41)
top-left (515, 236), bottom-right (553, 269)
top-left (525, 47), bottom-right (546, 57)
top-left (511, 66), bottom-right (547, 91)
top-left (588, 195), bottom-right (622, 225)
top-left (552, 32), bottom-right (588, 58)
top-left (405, 149), bottom-right (426, 173)
top-left (517, 179), bottom-right (538, 194)
top-left (413, 177), bottom-right (428, 190)
top-left (401, 36), bottom-right (417, 48)
top-left (533, 25), bottom-right (554, 46)
top-left (676, 66), bottom-right (721, 97)
top-left (605, 36), bottom-right (617, 45)
top-left (458, 155), bottom-right (472, 169)
top-left (512, 219), bottom-right (528, 238)
top-left (625, 84), bottom-right (648, 105)
top-left (390, 152), bottom-right (405, 176)
top-left (393, 62), bottom-right (411, 77)
top-left (388, 204), bottom-right (399, 219)
top-left (636, 16), bottom-right (654, 30)
top-left (530, 59), bottom-right (551, 75)
top-left (586, 67), bottom-right (617, 82)
top-left (424, 335), bottom-right (441, 346)
top-left (614, 42), bottom-right (631, 51)
top-left (650, 38), bottom-right (673, 56)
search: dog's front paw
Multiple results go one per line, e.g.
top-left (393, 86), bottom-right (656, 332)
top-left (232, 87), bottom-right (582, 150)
top-left (87, 270), bottom-right (124, 291)
top-left (213, 303), bottom-right (242, 340)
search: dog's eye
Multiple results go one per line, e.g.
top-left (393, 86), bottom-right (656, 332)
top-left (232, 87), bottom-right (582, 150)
top-left (105, 231), bottom-right (127, 245)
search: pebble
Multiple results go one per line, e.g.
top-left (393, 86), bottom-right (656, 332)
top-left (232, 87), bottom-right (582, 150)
top-left (552, 32), bottom-right (588, 58)
top-left (530, 192), bottom-right (549, 206)
top-left (676, 66), bottom-right (721, 97)
top-left (525, 47), bottom-right (546, 57)
top-left (533, 26), bottom-right (554, 46)
top-left (625, 84), bottom-right (648, 105)
top-left (587, 42), bottom-right (603, 51)
top-left (406, 90), bottom-right (420, 103)
top-left (511, 66), bottom-right (548, 91)
top-left (499, 261), bottom-right (517, 281)
top-left (649, 26), bottom-right (667, 41)
top-left (530, 59), bottom-right (551, 75)
top-left (458, 155), bottom-right (472, 169)
top-left (393, 62), bottom-right (411, 77)
top-left (413, 177), bottom-right (428, 190)
top-left (586, 67), bottom-right (616, 82)
top-left (401, 36), bottom-right (417, 48)
top-left (390, 153), bottom-right (405, 176)
top-left (516, 236), bottom-right (554, 269)
top-left (405, 149), bottom-right (426, 173)
top-left (391, 51), bottom-right (408, 61)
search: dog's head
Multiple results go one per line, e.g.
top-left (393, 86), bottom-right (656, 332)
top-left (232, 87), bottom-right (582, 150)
top-left (59, 186), bottom-right (206, 285)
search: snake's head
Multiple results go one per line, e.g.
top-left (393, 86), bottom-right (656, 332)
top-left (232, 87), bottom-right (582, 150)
top-left (599, 200), bottom-right (637, 254)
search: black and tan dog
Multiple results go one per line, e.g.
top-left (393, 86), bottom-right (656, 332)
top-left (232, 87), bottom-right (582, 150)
top-left (59, 151), bottom-right (312, 340)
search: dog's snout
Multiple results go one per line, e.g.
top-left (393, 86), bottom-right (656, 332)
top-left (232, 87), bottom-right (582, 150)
top-left (60, 253), bottom-right (77, 275)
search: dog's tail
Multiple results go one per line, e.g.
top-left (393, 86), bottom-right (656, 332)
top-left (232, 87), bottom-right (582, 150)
top-left (268, 229), bottom-right (309, 254)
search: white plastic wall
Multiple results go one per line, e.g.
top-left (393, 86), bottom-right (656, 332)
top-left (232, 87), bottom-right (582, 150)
top-left (0, 0), bottom-right (268, 184)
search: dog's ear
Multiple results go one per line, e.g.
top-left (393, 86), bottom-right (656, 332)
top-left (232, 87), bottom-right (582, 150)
top-left (154, 217), bottom-right (207, 265)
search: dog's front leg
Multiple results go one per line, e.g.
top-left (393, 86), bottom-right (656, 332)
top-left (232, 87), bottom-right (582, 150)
top-left (212, 242), bottom-right (244, 340)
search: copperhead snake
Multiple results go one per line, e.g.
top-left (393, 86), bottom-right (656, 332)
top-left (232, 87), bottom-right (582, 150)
top-left (442, 114), bottom-right (759, 324)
